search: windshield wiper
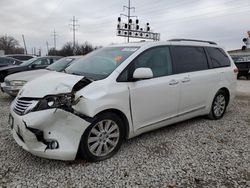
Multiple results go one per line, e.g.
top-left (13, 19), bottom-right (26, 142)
top-left (71, 72), bottom-right (83, 76)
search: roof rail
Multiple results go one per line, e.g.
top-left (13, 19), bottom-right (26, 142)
top-left (168, 38), bottom-right (217, 45)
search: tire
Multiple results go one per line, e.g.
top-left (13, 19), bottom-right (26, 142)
top-left (78, 112), bottom-right (124, 162)
top-left (208, 90), bottom-right (228, 120)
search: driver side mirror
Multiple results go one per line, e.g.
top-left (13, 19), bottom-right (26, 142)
top-left (133, 68), bottom-right (153, 80)
top-left (30, 64), bottom-right (36, 68)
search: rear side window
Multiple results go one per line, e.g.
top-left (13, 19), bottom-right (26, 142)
top-left (206, 47), bottom-right (230, 68)
top-left (171, 46), bottom-right (208, 74)
top-left (0, 58), bottom-right (15, 65)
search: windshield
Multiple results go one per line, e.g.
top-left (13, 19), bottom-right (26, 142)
top-left (46, 57), bottom-right (76, 72)
top-left (65, 46), bottom-right (139, 80)
top-left (20, 57), bottom-right (37, 66)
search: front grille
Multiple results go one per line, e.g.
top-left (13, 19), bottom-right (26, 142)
top-left (14, 98), bottom-right (36, 115)
top-left (5, 80), bottom-right (10, 86)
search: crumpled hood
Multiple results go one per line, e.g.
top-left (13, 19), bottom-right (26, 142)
top-left (18, 71), bottom-right (84, 98)
top-left (5, 69), bottom-right (51, 82)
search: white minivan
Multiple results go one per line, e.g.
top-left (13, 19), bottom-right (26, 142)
top-left (9, 39), bottom-right (238, 161)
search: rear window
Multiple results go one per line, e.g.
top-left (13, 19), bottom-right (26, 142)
top-left (206, 47), bottom-right (230, 68)
top-left (171, 46), bottom-right (209, 74)
top-left (11, 55), bottom-right (33, 61)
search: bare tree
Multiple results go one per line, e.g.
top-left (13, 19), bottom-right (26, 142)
top-left (0, 35), bottom-right (24, 54)
top-left (48, 41), bottom-right (97, 56)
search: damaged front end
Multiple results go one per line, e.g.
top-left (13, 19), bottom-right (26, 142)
top-left (10, 74), bottom-right (94, 160)
top-left (18, 76), bottom-right (93, 117)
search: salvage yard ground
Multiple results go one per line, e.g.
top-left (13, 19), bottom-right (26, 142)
top-left (0, 81), bottom-right (249, 187)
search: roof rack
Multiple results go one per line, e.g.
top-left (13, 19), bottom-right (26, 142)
top-left (168, 38), bottom-right (217, 45)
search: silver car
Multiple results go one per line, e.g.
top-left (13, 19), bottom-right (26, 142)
top-left (1, 56), bottom-right (83, 96)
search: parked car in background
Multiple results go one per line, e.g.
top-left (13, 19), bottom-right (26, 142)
top-left (0, 57), bottom-right (23, 67)
top-left (1, 56), bottom-right (83, 96)
top-left (0, 56), bottom-right (62, 82)
top-left (231, 56), bottom-right (250, 79)
top-left (8, 39), bottom-right (237, 162)
top-left (4, 54), bottom-right (36, 62)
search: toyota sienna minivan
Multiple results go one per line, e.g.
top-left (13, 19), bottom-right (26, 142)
top-left (9, 39), bottom-right (238, 161)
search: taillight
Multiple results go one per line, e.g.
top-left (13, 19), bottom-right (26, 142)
top-left (233, 68), bottom-right (239, 74)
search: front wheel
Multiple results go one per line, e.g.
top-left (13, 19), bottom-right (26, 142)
top-left (79, 112), bottom-right (124, 162)
top-left (208, 90), bottom-right (228, 120)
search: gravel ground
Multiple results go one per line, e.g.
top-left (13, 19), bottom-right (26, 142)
top-left (0, 91), bottom-right (250, 187)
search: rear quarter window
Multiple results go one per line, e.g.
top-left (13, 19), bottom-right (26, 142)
top-left (206, 47), bottom-right (230, 68)
top-left (171, 46), bottom-right (209, 74)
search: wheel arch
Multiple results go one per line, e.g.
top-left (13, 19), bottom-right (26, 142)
top-left (218, 87), bottom-right (230, 105)
top-left (94, 109), bottom-right (130, 139)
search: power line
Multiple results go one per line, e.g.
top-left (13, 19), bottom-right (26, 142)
top-left (138, 0), bottom-right (196, 14)
top-left (152, 4), bottom-right (250, 26)
top-left (31, 0), bottom-right (65, 35)
top-left (160, 8), bottom-right (250, 40)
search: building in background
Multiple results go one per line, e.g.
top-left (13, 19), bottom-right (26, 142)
top-left (228, 49), bottom-right (250, 62)
top-left (0, 50), bottom-right (4, 56)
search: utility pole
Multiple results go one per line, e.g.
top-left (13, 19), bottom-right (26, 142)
top-left (52, 29), bottom-right (57, 50)
top-left (46, 41), bottom-right (49, 55)
top-left (22, 34), bottom-right (27, 54)
top-left (69, 16), bottom-right (79, 53)
top-left (38, 47), bottom-right (41, 56)
top-left (117, 0), bottom-right (160, 42)
top-left (121, 0), bottom-right (136, 43)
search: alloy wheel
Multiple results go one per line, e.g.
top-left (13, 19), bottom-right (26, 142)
top-left (213, 94), bottom-right (226, 117)
top-left (87, 120), bottom-right (120, 157)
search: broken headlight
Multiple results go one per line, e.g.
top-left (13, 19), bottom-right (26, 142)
top-left (9, 80), bottom-right (27, 86)
top-left (35, 93), bottom-right (73, 111)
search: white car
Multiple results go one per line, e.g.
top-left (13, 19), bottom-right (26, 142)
top-left (9, 39), bottom-right (238, 161)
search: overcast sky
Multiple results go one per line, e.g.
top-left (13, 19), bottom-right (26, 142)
top-left (0, 0), bottom-right (250, 54)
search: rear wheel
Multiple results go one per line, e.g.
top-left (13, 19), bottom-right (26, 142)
top-left (208, 90), bottom-right (228, 120)
top-left (79, 112), bottom-right (124, 162)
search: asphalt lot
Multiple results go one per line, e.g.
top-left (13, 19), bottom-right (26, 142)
top-left (0, 81), bottom-right (249, 187)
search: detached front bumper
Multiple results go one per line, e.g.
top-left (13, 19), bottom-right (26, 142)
top-left (10, 107), bottom-right (91, 161)
top-left (1, 82), bottom-right (21, 96)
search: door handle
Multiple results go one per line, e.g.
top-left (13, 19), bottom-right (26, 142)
top-left (169, 80), bottom-right (179, 85)
top-left (181, 77), bottom-right (191, 83)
